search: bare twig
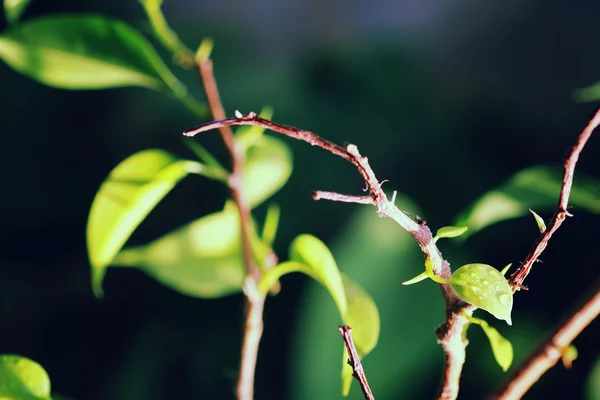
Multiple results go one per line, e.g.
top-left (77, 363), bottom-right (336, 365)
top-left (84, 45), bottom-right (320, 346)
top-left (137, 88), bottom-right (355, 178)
top-left (184, 112), bottom-right (469, 399)
top-left (339, 325), bottom-right (375, 400)
top-left (183, 109), bottom-right (600, 400)
top-left (509, 109), bottom-right (600, 290)
top-left (490, 278), bottom-right (600, 400)
top-left (196, 62), bottom-right (266, 400)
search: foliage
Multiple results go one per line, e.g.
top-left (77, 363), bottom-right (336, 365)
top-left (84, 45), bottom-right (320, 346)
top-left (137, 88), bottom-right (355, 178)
top-left (1, 0), bottom-right (599, 399)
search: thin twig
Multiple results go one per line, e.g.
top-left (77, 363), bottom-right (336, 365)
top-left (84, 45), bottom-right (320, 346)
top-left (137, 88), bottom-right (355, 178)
top-left (509, 109), bottom-right (600, 290)
top-left (183, 109), bottom-right (600, 400)
top-left (184, 112), bottom-right (468, 399)
top-left (196, 62), bottom-right (265, 400)
top-left (339, 325), bottom-right (375, 400)
top-left (490, 278), bottom-right (600, 400)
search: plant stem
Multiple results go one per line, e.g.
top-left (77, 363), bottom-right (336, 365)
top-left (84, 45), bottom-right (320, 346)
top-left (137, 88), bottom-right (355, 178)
top-left (509, 109), bottom-right (600, 290)
top-left (490, 278), bottom-right (600, 400)
top-left (339, 325), bottom-right (375, 400)
top-left (196, 61), bottom-right (264, 400)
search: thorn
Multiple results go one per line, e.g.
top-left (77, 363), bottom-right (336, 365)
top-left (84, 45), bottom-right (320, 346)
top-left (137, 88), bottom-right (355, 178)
top-left (391, 190), bottom-right (397, 204)
top-left (247, 111), bottom-right (257, 119)
top-left (234, 110), bottom-right (243, 118)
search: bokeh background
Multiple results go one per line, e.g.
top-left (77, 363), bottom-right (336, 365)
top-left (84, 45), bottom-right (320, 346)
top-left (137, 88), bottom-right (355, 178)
top-left (1, 0), bottom-right (600, 399)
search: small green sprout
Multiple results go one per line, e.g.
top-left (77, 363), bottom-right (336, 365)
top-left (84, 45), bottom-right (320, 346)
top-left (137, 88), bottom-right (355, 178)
top-left (529, 209), bottom-right (547, 233)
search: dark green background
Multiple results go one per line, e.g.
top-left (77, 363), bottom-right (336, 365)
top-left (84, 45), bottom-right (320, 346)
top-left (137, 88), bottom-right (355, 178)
top-left (1, 0), bottom-right (599, 399)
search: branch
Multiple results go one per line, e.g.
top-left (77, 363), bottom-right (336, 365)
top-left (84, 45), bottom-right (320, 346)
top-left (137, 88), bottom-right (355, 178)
top-left (490, 278), bottom-right (600, 400)
top-left (339, 325), bottom-right (375, 400)
top-left (184, 112), bottom-right (469, 399)
top-left (196, 62), bottom-right (266, 400)
top-left (183, 109), bottom-right (600, 400)
top-left (509, 109), bottom-right (600, 290)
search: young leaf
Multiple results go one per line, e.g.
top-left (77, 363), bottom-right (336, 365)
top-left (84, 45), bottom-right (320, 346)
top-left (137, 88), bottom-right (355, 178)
top-left (4, 0), bottom-right (31, 24)
top-left (433, 226), bottom-right (468, 242)
top-left (87, 149), bottom-right (200, 297)
top-left (0, 14), bottom-right (188, 94)
top-left (0, 355), bottom-right (51, 400)
top-left (340, 275), bottom-right (380, 396)
top-left (529, 209), bottom-right (547, 233)
top-left (244, 135), bottom-right (293, 208)
top-left (454, 165), bottom-right (600, 237)
top-left (112, 202), bottom-right (245, 298)
top-left (289, 234), bottom-right (348, 317)
top-left (451, 264), bottom-right (513, 325)
top-left (464, 315), bottom-right (513, 371)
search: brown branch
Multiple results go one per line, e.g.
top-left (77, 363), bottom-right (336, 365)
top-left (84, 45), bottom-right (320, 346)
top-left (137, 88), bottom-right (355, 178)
top-left (183, 109), bottom-right (600, 400)
top-left (490, 278), bottom-right (600, 400)
top-left (196, 62), bottom-right (265, 400)
top-left (184, 112), bottom-right (469, 399)
top-left (339, 325), bottom-right (375, 400)
top-left (509, 109), bottom-right (600, 290)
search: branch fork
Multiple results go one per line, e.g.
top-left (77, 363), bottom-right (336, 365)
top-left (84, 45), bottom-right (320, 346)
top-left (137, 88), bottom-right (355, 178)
top-left (184, 108), bottom-right (600, 400)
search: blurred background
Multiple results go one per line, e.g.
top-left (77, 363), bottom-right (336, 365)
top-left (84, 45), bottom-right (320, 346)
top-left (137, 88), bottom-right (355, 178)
top-left (1, 0), bottom-right (600, 399)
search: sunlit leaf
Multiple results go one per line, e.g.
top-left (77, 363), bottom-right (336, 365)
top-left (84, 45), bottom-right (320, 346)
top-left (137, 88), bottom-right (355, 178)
top-left (112, 202), bottom-right (245, 298)
top-left (0, 355), bottom-right (51, 400)
top-left (451, 264), bottom-right (513, 325)
top-left (289, 234), bottom-right (347, 317)
top-left (465, 316), bottom-right (513, 371)
top-left (0, 14), bottom-right (187, 93)
top-left (244, 134), bottom-right (293, 208)
top-left (454, 165), bottom-right (600, 237)
top-left (87, 149), bottom-right (201, 297)
top-left (434, 226), bottom-right (468, 242)
top-left (341, 275), bottom-right (380, 396)
top-left (4, 0), bottom-right (31, 24)
top-left (529, 209), bottom-right (547, 233)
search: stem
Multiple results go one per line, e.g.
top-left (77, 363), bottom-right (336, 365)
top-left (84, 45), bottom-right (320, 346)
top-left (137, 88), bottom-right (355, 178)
top-left (184, 112), bottom-right (468, 398)
top-left (339, 325), bottom-right (375, 400)
top-left (490, 278), bottom-right (600, 400)
top-left (184, 109), bottom-right (600, 400)
top-left (196, 61), bottom-right (264, 400)
top-left (509, 108), bottom-right (600, 290)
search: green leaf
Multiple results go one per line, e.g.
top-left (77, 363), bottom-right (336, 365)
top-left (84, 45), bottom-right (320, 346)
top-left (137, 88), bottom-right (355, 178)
top-left (464, 315), bottom-right (513, 371)
top-left (113, 202), bottom-right (245, 298)
top-left (451, 264), bottom-right (513, 325)
top-left (574, 82), bottom-right (600, 102)
top-left (529, 209), bottom-right (546, 233)
top-left (244, 134), bottom-right (293, 208)
top-left (434, 226), bottom-right (468, 242)
top-left (341, 275), bottom-right (380, 396)
top-left (87, 149), bottom-right (200, 298)
top-left (454, 165), bottom-right (600, 237)
top-left (4, 0), bottom-right (31, 24)
top-left (289, 234), bottom-right (347, 317)
top-left (0, 14), bottom-right (188, 93)
top-left (0, 355), bottom-right (51, 400)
